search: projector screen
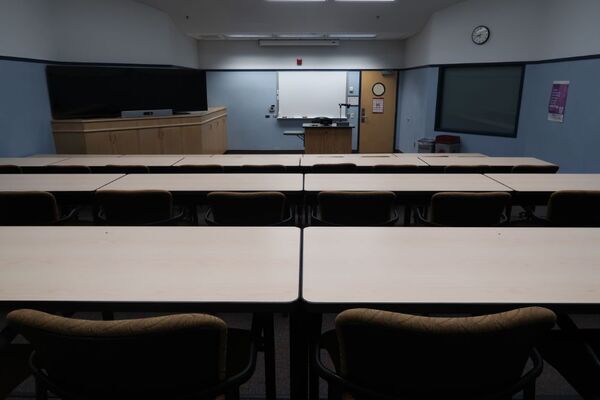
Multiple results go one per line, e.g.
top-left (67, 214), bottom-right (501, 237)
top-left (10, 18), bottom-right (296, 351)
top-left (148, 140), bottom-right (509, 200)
top-left (435, 65), bottom-right (524, 137)
top-left (277, 71), bottom-right (347, 119)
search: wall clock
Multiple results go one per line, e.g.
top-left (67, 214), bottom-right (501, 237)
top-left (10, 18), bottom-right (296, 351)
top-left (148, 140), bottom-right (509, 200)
top-left (472, 25), bottom-right (490, 45)
top-left (372, 82), bottom-right (386, 96)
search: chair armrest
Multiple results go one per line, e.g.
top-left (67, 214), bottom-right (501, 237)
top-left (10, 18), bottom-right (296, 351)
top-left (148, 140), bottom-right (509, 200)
top-left (414, 206), bottom-right (442, 227)
top-left (56, 207), bottom-right (79, 225)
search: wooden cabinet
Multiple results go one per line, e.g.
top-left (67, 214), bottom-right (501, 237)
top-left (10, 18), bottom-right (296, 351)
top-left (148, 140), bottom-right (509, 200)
top-left (303, 125), bottom-right (353, 154)
top-left (52, 107), bottom-right (228, 154)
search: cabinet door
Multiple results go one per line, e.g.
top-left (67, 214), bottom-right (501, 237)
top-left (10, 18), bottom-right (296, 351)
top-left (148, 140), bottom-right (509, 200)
top-left (182, 125), bottom-right (203, 154)
top-left (138, 129), bottom-right (162, 154)
top-left (111, 130), bottom-right (139, 154)
top-left (85, 132), bottom-right (114, 154)
top-left (160, 127), bottom-right (183, 153)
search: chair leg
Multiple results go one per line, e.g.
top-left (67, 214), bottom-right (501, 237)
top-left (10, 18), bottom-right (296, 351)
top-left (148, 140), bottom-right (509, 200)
top-left (35, 378), bottom-right (48, 400)
top-left (523, 379), bottom-right (536, 400)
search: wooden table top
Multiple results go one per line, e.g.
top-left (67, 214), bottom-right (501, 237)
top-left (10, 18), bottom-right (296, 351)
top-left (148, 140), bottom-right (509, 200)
top-left (486, 174), bottom-right (600, 193)
top-left (52, 155), bottom-right (184, 167)
top-left (301, 154), bottom-right (426, 167)
top-left (177, 154), bottom-right (302, 167)
top-left (303, 227), bottom-right (600, 307)
top-left (100, 173), bottom-right (304, 192)
top-left (419, 156), bottom-right (556, 167)
top-left (0, 174), bottom-right (124, 192)
top-left (0, 157), bottom-right (67, 166)
top-left (0, 227), bottom-right (300, 305)
top-left (304, 173), bottom-right (512, 192)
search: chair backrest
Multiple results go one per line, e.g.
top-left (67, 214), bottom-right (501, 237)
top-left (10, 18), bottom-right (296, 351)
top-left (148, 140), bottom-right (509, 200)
top-left (176, 164), bottom-right (224, 173)
top-left (430, 191), bottom-right (511, 227)
top-left (335, 307), bottom-right (556, 398)
top-left (103, 165), bottom-right (150, 174)
top-left (7, 309), bottom-right (227, 399)
top-left (0, 165), bottom-right (22, 173)
top-left (316, 191), bottom-right (396, 226)
top-left (241, 164), bottom-right (287, 173)
top-left (511, 165), bottom-right (559, 174)
top-left (207, 191), bottom-right (287, 226)
top-left (0, 191), bottom-right (60, 225)
top-left (547, 190), bottom-right (600, 227)
top-left (95, 190), bottom-right (174, 225)
top-left (444, 165), bottom-right (488, 174)
top-left (372, 165), bottom-right (421, 173)
top-left (312, 163), bottom-right (357, 173)
top-left (39, 165), bottom-right (91, 174)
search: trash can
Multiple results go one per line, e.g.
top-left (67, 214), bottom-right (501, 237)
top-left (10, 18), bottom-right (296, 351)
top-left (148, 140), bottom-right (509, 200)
top-left (435, 135), bottom-right (461, 153)
top-left (417, 138), bottom-right (435, 153)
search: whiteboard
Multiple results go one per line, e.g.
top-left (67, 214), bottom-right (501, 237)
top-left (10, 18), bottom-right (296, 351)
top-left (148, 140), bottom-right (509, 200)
top-left (277, 71), bottom-right (347, 119)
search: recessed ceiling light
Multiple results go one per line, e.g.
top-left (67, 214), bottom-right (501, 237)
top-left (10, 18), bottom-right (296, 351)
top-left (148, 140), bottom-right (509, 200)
top-left (277, 33), bottom-right (325, 38)
top-left (225, 34), bottom-right (273, 39)
top-left (329, 33), bottom-right (377, 38)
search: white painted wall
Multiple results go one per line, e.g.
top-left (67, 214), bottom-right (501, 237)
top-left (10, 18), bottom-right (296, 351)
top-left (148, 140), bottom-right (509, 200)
top-left (197, 40), bottom-right (404, 70)
top-left (0, 0), bottom-right (57, 60)
top-left (404, 0), bottom-right (600, 68)
top-left (0, 0), bottom-right (199, 68)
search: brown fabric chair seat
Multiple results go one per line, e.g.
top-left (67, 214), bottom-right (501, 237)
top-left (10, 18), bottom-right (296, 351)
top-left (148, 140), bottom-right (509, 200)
top-left (318, 307), bottom-right (556, 400)
top-left (372, 165), bottom-right (421, 173)
top-left (0, 191), bottom-right (61, 225)
top-left (314, 191), bottom-right (398, 226)
top-left (424, 191), bottom-right (511, 227)
top-left (6, 310), bottom-right (256, 400)
top-left (312, 163), bottom-right (358, 173)
top-left (0, 165), bottom-right (22, 174)
top-left (103, 165), bottom-right (150, 174)
top-left (444, 165), bottom-right (488, 174)
top-left (206, 191), bottom-right (289, 226)
top-left (546, 190), bottom-right (600, 227)
top-left (511, 165), bottom-right (559, 173)
top-left (95, 189), bottom-right (181, 226)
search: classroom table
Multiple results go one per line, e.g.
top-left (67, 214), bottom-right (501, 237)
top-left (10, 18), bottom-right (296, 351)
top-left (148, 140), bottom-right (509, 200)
top-left (487, 173), bottom-right (600, 207)
top-left (301, 226), bottom-right (600, 399)
top-left (0, 226), bottom-right (301, 400)
top-left (301, 154), bottom-right (426, 168)
top-left (0, 157), bottom-right (67, 167)
top-left (101, 173), bottom-right (303, 193)
top-left (417, 153), bottom-right (488, 157)
top-left (176, 154), bottom-right (302, 169)
top-left (304, 173), bottom-right (511, 193)
top-left (52, 155), bottom-right (185, 168)
top-left (419, 156), bottom-right (557, 171)
top-left (0, 174), bottom-right (123, 193)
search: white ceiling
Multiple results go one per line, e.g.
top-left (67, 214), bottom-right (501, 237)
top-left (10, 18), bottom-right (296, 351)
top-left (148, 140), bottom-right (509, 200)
top-left (135, 0), bottom-right (466, 40)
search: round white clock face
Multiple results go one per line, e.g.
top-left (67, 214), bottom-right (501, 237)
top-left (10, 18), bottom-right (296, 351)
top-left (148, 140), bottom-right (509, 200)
top-left (472, 25), bottom-right (490, 45)
top-left (372, 82), bottom-right (386, 96)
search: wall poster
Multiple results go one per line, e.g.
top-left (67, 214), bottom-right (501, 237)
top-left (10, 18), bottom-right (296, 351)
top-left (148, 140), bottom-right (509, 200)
top-left (548, 81), bottom-right (570, 123)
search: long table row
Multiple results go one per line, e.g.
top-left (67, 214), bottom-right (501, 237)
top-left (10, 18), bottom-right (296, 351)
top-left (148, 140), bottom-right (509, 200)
top-left (1, 226), bottom-right (600, 399)
top-left (2, 172), bottom-right (600, 194)
top-left (1, 153), bottom-right (558, 170)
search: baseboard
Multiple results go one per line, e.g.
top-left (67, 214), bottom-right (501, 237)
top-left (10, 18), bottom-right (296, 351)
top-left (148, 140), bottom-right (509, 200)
top-left (226, 150), bottom-right (304, 154)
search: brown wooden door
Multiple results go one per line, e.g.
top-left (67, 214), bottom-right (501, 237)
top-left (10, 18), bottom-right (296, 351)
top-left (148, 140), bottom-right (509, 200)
top-left (359, 71), bottom-right (398, 153)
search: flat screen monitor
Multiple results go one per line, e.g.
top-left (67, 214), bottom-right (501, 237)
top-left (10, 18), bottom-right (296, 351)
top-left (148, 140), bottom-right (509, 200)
top-left (46, 66), bottom-right (207, 119)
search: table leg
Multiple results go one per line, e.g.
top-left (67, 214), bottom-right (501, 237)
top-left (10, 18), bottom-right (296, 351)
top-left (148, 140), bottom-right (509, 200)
top-left (259, 313), bottom-right (277, 400)
top-left (290, 305), bottom-right (309, 400)
top-left (309, 313), bottom-right (323, 400)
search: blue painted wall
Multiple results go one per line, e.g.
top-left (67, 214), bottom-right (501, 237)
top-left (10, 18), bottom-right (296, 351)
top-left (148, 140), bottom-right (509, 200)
top-left (0, 59), bottom-right (54, 156)
top-left (395, 58), bottom-right (600, 172)
top-left (207, 71), bottom-right (360, 151)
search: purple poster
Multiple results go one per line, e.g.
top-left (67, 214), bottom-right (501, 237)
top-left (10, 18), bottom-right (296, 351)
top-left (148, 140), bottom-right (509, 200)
top-left (548, 81), bottom-right (570, 123)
